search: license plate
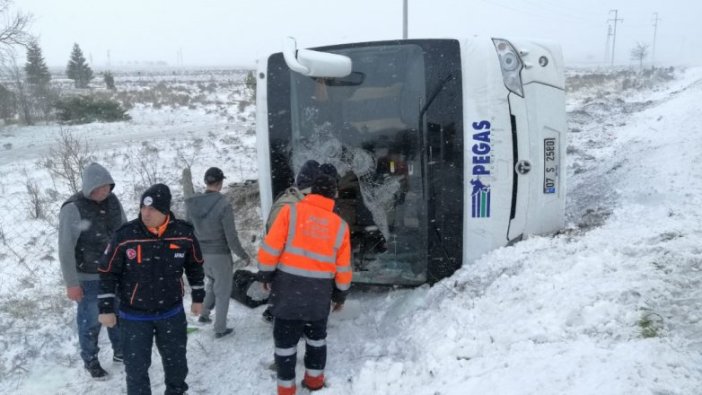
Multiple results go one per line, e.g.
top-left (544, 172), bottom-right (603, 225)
top-left (543, 138), bottom-right (558, 194)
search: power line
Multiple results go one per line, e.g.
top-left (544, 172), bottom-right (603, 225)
top-left (608, 9), bottom-right (623, 65)
top-left (478, 0), bottom-right (603, 28)
top-left (523, 0), bottom-right (604, 20)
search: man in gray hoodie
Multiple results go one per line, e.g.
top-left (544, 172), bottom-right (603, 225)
top-left (58, 162), bottom-right (126, 379)
top-left (185, 167), bottom-right (251, 338)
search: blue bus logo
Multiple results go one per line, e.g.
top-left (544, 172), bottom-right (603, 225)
top-left (471, 120), bottom-right (492, 218)
top-left (471, 178), bottom-right (491, 218)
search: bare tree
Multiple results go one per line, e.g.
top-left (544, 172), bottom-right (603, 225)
top-left (0, 0), bottom-right (33, 59)
top-left (0, 52), bottom-right (31, 123)
top-left (23, 169), bottom-right (45, 219)
top-left (176, 147), bottom-right (195, 198)
top-left (631, 42), bottom-right (649, 71)
top-left (43, 128), bottom-right (95, 193)
top-left (0, 0), bottom-right (34, 123)
top-left (0, 222), bottom-right (36, 277)
top-left (125, 142), bottom-right (161, 195)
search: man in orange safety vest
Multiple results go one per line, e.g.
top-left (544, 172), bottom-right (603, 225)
top-left (257, 173), bottom-right (351, 395)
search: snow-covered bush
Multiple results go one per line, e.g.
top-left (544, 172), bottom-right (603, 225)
top-left (54, 95), bottom-right (130, 124)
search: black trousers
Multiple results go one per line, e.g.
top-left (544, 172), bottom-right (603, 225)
top-left (273, 317), bottom-right (328, 385)
top-left (120, 311), bottom-right (188, 395)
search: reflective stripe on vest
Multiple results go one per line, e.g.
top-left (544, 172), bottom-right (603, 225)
top-left (335, 280), bottom-right (351, 291)
top-left (260, 240), bottom-right (282, 257)
top-left (334, 221), bottom-right (347, 251)
top-left (280, 204), bottom-right (338, 268)
top-left (261, 200), bottom-right (351, 283)
top-left (279, 264), bottom-right (335, 279)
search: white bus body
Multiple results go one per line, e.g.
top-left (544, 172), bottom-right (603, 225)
top-left (256, 37), bottom-right (566, 285)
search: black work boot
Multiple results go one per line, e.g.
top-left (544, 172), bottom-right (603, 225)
top-left (85, 359), bottom-right (108, 379)
top-left (215, 328), bottom-right (234, 339)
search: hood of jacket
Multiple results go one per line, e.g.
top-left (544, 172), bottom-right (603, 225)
top-left (81, 163), bottom-right (115, 198)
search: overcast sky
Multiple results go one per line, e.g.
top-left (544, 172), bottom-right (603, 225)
top-left (16, 0), bottom-right (702, 69)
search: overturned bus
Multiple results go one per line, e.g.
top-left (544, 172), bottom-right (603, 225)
top-left (255, 37), bottom-right (566, 285)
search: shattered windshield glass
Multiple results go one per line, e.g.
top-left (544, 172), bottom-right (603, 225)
top-left (289, 44), bottom-right (427, 283)
top-left (267, 40), bottom-right (464, 285)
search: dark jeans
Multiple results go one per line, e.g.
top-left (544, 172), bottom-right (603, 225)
top-left (273, 318), bottom-right (327, 384)
top-left (120, 311), bottom-right (188, 395)
top-left (77, 280), bottom-right (120, 364)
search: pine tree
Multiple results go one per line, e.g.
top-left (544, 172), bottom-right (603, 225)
top-left (66, 43), bottom-right (93, 89)
top-left (24, 41), bottom-right (51, 90)
top-left (104, 71), bottom-right (115, 90)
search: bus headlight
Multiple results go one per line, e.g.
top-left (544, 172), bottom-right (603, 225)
top-left (492, 38), bottom-right (524, 97)
top-left (501, 52), bottom-right (519, 71)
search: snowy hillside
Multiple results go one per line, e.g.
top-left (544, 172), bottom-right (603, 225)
top-left (1, 67), bottom-right (702, 394)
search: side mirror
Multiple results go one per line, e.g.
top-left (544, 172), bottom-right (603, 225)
top-left (283, 37), bottom-right (352, 78)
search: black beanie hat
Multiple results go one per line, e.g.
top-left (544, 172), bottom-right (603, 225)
top-left (295, 160), bottom-right (320, 191)
top-left (319, 163), bottom-right (340, 184)
top-left (311, 174), bottom-right (337, 199)
top-left (141, 183), bottom-right (172, 215)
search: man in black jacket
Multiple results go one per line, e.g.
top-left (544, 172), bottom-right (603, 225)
top-left (98, 183), bottom-right (205, 395)
top-left (58, 162), bottom-right (126, 378)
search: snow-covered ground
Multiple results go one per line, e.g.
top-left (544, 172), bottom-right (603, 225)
top-left (1, 67), bottom-right (702, 394)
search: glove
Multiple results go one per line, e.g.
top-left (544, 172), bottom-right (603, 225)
top-left (255, 270), bottom-right (274, 285)
top-left (331, 287), bottom-right (347, 305)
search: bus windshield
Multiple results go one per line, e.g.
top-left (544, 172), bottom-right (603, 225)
top-left (266, 40), bottom-right (463, 284)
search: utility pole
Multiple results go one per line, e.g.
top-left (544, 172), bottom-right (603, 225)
top-left (608, 9), bottom-right (623, 66)
top-left (652, 12), bottom-right (661, 65)
top-left (402, 0), bottom-right (408, 39)
top-left (604, 24), bottom-right (612, 64)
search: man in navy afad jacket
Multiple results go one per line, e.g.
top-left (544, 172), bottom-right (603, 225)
top-left (98, 183), bottom-right (205, 395)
